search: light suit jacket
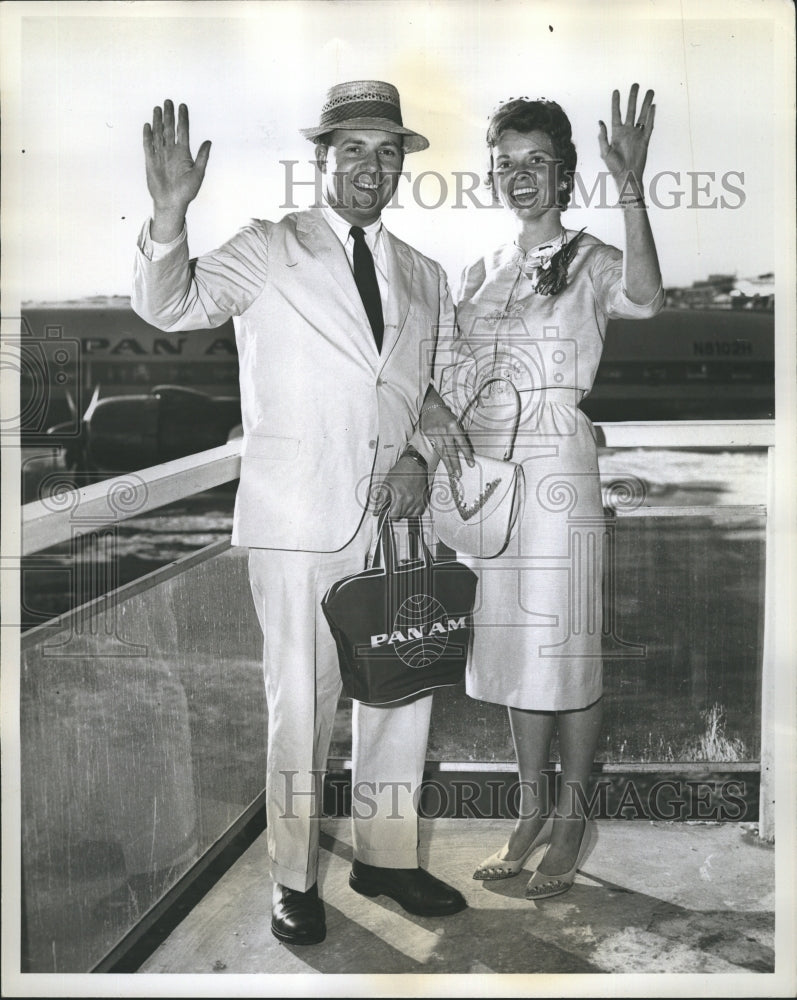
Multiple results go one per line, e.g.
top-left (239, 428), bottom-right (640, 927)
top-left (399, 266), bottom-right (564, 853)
top-left (132, 209), bottom-right (454, 551)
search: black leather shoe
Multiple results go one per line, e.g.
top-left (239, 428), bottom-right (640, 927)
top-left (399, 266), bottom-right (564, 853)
top-left (271, 883), bottom-right (326, 945)
top-left (349, 860), bottom-right (467, 916)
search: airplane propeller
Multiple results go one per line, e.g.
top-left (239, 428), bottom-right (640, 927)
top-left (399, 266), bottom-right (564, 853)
top-left (82, 385), bottom-right (102, 424)
top-left (64, 388), bottom-right (78, 423)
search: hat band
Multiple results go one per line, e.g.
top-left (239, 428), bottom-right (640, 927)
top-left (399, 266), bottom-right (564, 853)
top-left (318, 99), bottom-right (404, 131)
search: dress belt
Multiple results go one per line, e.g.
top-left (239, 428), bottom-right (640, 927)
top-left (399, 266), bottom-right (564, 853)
top-left (448, 384), bottom-right (586, 418)
top-left (518, 386), bottom-right (585, 403)
top-left (484, 385), bottom-right (585, 405)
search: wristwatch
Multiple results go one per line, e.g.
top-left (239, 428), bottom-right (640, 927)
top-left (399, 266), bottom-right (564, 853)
top-left (399, 444), bottom-right (429, 471)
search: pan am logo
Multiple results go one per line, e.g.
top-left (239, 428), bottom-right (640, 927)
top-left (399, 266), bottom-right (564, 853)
top-left (370, 595), bottom-right (467, 668)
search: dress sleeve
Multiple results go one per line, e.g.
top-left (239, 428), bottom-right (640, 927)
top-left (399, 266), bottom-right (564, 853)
top-left (132, 219), bottom-right (269, 331)
top-left (589, 244), bottom-right (664, 319)
top-left (404, 262), bottom-right (458, 465)
top-left (431, 260), bottom-right (485, 411)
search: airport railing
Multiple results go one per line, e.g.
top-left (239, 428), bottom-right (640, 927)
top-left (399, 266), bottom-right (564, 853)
top-left (20, 421), bottom-right (774, 556)
top-left (16, 420), bottom-right (778, 972)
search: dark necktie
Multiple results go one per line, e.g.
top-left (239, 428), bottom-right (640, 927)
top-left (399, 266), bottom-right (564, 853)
top-left (350, 226), bottom-right (384, 352)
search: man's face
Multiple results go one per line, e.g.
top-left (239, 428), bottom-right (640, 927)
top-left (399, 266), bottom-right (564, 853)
top-left (316, 129), bottom-right (405, 225)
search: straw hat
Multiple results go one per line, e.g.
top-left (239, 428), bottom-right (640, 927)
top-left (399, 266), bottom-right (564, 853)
top-left (300, 80), bottom-right (429, 153)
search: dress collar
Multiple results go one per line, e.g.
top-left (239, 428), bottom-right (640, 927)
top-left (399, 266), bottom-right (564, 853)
top-left (504, 227), bottom-right (589, 296)
top-left (511, 227), bottom-right (567, 268)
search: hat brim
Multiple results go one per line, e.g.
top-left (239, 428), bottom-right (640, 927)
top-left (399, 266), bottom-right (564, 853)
top-left (300, 118), bottom-right (429, 154)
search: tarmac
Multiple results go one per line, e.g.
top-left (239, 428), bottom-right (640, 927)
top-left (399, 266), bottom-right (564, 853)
top-left (137, 815), bottom-right (784, 992)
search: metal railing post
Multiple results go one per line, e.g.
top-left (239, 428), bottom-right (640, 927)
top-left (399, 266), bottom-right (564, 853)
top-left (758, 444), bottom-right (776, 841)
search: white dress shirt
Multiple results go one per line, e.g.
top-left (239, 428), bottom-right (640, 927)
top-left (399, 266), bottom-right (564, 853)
top-left (320, 205), bottom-right (390, 316)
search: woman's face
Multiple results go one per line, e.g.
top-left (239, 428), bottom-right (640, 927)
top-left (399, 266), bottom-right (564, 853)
top-left (490, 129), bottom-right (562, 218)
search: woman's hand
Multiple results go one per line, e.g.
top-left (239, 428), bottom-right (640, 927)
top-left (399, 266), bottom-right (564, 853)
top-left (599, 84), bottom-right (662, 305)
top-left (598, 84), bottom-right (655, 195)
top-left (420, 388), bottom-right (474, 480)
top-left (144, 100), bottom-right (211, 240)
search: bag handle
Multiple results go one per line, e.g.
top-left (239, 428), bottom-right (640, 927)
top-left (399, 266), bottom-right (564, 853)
top-left (372, 508), bottom-right (433, 575)
top-left (406, 515), bottom-right (434, 566)
top-left (459, 375), bottom-right (522, 462)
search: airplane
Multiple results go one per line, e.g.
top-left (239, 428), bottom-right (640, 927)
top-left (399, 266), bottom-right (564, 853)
top-left (17, 287), bottom-right (774, 486)
top-left (45, 384), bottom-right (242, 475)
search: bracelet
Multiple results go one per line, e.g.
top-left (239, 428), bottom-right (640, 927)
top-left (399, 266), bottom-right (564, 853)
top-left (421, 401), bottom-right (450, 415)
top-left (400, 445), bottom-right (428, 471)
top-left (617, 196), bottom-right (648, 209)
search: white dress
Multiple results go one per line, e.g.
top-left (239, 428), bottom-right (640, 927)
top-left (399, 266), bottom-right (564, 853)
top-left (437, 229), bottom-right (663, 711)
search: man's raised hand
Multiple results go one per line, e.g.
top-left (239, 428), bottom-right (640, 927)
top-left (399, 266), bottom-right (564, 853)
top-left (143, 101), bottom-right (211, 233)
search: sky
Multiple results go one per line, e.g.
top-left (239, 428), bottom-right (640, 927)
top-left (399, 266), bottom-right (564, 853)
top-left (1, 0), bottom-right (792, 302)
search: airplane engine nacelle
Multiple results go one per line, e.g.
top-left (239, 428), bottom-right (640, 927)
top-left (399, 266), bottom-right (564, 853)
top-left (84, 396), bottom-right (160, 472)
top-left (81, 386), bottom-right (243, 474)
top-left (153, 386), bottom-right (241, 461)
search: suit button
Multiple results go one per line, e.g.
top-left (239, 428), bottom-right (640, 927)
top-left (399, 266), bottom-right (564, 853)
top-left (369, 440), bottom-right (377, 449)
top-left (376, 377), bottom-right (386, 387)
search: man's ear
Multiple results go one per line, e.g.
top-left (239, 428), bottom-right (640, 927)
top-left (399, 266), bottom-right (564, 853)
top-left (315, 143), bottom-right (328, 173)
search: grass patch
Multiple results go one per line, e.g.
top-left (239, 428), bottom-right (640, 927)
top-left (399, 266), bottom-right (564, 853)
top-left (678, 703), bottom-right (747, 762)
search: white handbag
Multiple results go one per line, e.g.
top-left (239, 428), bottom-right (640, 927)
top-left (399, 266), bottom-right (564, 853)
top-left (431, 376), bottom-right (526, 558)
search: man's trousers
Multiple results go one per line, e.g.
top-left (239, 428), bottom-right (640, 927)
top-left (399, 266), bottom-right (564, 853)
top-left (248, 516), bottom-right (434, 893)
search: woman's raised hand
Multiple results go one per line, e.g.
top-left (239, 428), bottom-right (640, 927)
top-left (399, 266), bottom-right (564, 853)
top-left (598, 84), bottom-right (655, 193)
top-left (143, 100), bottom-right (211, 213)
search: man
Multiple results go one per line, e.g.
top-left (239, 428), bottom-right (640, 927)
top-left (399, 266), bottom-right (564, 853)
top-left (132, 81), bottom-right (469, 946)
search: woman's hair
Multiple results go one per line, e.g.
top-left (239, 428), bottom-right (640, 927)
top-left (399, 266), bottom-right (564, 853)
top-left (485, 98), bottom-right (577, 209)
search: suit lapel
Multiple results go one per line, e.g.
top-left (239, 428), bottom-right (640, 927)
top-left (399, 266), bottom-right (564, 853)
top-left (379, 230), bottom-right (413, 372)
top-left (293, 211), bottom-right (417, 371)
top-left (294, 211), bottom-right (380, 364)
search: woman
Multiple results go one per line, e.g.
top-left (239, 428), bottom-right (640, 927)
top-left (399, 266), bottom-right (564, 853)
top-left (421, 85), bottom-right (663, 899)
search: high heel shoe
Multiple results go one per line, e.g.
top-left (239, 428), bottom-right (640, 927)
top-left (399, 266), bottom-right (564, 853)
top-left (473, 817), bottom-right (553, 881)
top-left (524, 818), bottom-right (590, 900)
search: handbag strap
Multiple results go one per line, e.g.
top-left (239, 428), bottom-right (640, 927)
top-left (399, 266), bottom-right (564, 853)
top-left (459, 375), bottom-right (522, 462)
